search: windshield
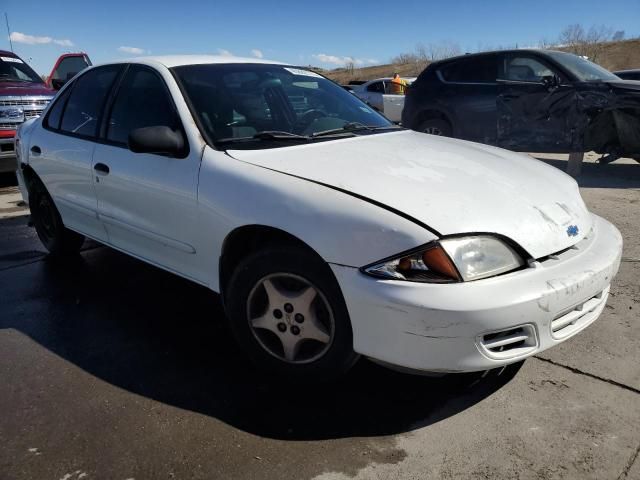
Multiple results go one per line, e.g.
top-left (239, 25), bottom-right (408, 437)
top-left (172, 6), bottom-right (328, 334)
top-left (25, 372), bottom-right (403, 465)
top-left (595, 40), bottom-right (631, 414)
top-left (546, 51), bottom-right (619, 82)
top-left (172, 63), bottom-right (393, 147)
top-left (0, 55), bottom-right (43, 83)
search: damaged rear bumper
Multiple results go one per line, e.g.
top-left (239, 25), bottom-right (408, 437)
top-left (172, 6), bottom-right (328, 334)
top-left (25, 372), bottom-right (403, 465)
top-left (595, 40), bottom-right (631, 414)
top-left (331, 214), bottom-right (622, 373)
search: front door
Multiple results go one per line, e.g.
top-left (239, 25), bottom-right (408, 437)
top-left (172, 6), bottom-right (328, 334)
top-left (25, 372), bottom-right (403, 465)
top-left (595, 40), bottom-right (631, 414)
top-left (497, 54), bottom-right (576, 152)
top-left (92, 65), bottom-right (204, 282)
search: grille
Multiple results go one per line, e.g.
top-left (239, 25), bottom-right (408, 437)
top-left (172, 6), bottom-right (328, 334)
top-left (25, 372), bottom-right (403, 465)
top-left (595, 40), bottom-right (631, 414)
top-left (24, 109), bottom-right (44, 119)
top-left (0, 99), bottom-right (50, 107)
top-left (551, 288), bottom-right (608, 339)
top-left (477, 324), bottom-right (538, 360)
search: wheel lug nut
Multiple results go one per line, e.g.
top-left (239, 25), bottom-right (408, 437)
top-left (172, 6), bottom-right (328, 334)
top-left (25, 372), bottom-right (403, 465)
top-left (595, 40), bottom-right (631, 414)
top-left (295, 313), bottom-right (304, 323)
top-left (273, 309), bottom-right (283, 319)
top-left (291, 325), bottom-right (300, 335)
top-left (284, 303), bottom-right (294, 313)
top-left (277, 322), bottom-right (287, 332)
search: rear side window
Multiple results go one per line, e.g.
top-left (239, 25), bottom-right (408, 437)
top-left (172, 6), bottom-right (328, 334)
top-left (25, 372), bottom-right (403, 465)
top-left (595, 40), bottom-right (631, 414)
top-left (366, 81), bottom-right (385, 93)
top-left (106, 66), bottom-right (180, 145)
top-left (51, 55), bottom-right (91, 82)
top-left (60, 65), bottom-right (121, 137)
top-left (439, 56), bottom-right (497, 83)
top-left (44, 88), bottom-right (72, 130)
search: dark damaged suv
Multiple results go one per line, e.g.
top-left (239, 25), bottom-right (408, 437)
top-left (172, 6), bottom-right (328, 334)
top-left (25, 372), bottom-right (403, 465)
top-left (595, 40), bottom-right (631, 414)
top-left (403, 49), bottom-right (640, 162)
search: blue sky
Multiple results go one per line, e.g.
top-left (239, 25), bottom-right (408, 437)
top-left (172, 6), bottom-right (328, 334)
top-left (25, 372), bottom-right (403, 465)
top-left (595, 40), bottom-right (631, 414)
top-left (3, 0), bottom-right (640, 75)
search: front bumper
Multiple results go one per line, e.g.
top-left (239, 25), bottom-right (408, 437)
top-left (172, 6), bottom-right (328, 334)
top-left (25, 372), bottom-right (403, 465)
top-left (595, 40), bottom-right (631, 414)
top-left (331, 214), bottom-right (623, 373)
top-left (0, 137), bottom-right (17, 173)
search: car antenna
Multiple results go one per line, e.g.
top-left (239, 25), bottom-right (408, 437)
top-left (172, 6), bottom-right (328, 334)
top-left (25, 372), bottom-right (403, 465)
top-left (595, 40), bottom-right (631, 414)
top-left (4, 13), bottom-right (13, 52)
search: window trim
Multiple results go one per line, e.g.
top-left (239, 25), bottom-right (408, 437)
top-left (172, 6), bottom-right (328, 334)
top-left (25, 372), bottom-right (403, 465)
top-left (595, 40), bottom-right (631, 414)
top-left (42, 64), bottom-right (125, 142)
top-left (99, 63), bottom-right (190, 158)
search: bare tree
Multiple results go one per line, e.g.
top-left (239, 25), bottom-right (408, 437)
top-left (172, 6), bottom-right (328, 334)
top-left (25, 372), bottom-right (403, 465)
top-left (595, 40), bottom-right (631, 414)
top-left (612, 30), bottom-right (625, 41)
top-left (559, 23), bottom-right (613, 62)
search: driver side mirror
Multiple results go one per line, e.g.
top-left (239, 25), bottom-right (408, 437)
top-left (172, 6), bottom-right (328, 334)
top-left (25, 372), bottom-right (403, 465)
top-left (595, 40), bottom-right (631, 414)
top-left (51, 78), bottom-right (65, 90)
top-left (128, 126), bottom-right (186, 157)
top-left (541, 75), bottom-right (560, 90)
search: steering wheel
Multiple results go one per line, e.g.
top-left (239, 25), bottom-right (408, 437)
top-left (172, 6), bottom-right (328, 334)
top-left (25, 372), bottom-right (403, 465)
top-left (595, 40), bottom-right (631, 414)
top-left (296, 109), bottom-right (327, 130)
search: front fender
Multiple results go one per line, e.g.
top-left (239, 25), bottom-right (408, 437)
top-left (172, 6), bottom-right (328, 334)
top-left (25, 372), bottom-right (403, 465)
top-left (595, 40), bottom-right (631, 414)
top-left (196, 147), bottom-right (436, 291)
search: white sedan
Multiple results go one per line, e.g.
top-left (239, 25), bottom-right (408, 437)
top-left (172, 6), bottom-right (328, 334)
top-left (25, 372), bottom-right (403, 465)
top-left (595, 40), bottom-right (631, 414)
top-left (15, 56), bottom-right (622, 379)
top-left (350, 77), bottom-right (416, 122)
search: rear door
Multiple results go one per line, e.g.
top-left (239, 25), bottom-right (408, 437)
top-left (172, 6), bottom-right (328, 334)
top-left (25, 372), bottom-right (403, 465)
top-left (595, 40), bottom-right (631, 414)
top-left (363, 81), bottom-right (385, 111)
top-left (92, 64), bottom-right (204, 282)
top-left (29, 65), bottom-right (122, 241)
top-left (496, 53), bottom-right (576, 152)
top-left (437, 55), bottom-right (499, 143)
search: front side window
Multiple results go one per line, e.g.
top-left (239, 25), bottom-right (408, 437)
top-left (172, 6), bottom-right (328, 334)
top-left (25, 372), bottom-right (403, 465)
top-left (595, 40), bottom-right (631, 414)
top-left (106, 66), bottom-right (180, 145)
top-left (439, 57), bottom-right (498, 84)
top-left (172, 63), bottom-right (392, 148)
top-left (503, 56), bottom-right (555, 82)
top-left (367, 81), bottom-right (385, 93)
top-left (60, 65), bottom-right (121, 137)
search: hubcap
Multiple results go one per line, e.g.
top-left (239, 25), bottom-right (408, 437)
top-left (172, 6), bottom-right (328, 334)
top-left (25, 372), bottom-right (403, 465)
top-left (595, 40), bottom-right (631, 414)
top-left (423, 126), bottom-right (443, 136)
top-left (246, 273), bottom-right (334, 364)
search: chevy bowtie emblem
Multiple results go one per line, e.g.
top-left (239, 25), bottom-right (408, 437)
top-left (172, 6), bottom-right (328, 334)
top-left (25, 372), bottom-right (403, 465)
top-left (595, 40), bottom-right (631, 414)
top-left (567, 225), bottom-right (579, 237)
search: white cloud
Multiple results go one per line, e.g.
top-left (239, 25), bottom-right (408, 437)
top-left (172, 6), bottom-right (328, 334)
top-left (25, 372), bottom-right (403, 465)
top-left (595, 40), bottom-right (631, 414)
top-left (217, 48), bottom-right (234, 57)
top-left (9, 31), bottom-right (74, 47)
top-left (54, 39), bottom-right (74, 47)
top-left (118, 46), bottom-right (146, 55)
top-left (251, 49), bottom-right (263, 59)
top-left (312, 53), bottom-right (378, 67)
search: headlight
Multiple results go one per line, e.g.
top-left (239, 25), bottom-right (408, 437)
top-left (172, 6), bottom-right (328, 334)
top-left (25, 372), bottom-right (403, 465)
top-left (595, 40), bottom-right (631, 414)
top-left (440, 236), bottom-right (524, 281)
top-left (362, 236), bottom-right (524, 283)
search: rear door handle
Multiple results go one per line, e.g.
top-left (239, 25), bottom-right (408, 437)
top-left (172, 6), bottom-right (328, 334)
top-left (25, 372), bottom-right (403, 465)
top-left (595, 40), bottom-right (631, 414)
top-left (94, 163), bottom-right (110, 175)
top-left (30, 145), bottom-right (41, 155)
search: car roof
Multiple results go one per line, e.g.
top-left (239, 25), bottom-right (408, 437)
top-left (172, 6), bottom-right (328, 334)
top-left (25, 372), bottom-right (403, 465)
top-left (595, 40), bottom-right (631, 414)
top-left (365, 77), bottom-right (417, 83)
top-left (0, 50), bottom-right (19, 57)
top-left (429, 48), bottom-right (567, 68)
top-left (614, 68), bottom-right (640, 74)
top-left (113, 55), bottom-right (288, 69)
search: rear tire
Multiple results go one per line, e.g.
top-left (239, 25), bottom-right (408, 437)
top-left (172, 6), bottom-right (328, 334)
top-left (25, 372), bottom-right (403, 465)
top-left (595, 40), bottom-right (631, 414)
top-left (418, 118), bottom-right (452, 137)
top-left (29, 177), bottom-right (85, 256)
top-left (225, 246), bottom-right (358, 380)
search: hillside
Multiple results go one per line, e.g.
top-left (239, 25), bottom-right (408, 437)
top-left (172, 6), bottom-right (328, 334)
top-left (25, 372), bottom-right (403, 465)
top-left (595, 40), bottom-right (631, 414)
top-left (322, 38), bottom-right (640, 84)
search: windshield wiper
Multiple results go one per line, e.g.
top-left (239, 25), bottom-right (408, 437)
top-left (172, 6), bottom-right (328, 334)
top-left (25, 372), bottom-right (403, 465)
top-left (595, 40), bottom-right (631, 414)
top-left (214, 130), bottom-right (355, 147)
top-left (312, 122), bottom-right (403, 138)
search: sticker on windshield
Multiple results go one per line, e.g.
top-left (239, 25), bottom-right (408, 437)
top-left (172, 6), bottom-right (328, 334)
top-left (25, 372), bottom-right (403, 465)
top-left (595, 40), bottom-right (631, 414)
top-left (284, 67), bottom-right (323, 78)
top-left (1, 56), bottom-right (23, 63)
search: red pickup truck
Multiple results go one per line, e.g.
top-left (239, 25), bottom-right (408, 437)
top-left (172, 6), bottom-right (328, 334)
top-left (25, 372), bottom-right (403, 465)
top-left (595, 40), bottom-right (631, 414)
top-left (0, 51), bottom-right (91, 173)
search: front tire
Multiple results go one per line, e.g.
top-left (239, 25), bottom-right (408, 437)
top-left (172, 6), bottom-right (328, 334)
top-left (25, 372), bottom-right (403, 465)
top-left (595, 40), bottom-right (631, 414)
top-left (225, 246), bottom-right (358, 379)
top-left (418, 118), bottom-right (452, 137)
top-left (29, 177), bottom-right (85, 256)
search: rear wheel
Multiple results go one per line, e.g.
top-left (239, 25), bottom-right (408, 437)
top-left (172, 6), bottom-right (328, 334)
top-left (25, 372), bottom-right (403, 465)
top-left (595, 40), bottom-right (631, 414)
top-left (29, 177), bottom-right (85, 256)
top-left (225, 246), bottom-right (358, 379)
top-left (418, 118), bottom-right (452, 137)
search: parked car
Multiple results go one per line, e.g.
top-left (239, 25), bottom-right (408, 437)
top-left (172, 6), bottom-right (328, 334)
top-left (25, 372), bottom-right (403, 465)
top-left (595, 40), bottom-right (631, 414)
top-left (351, 77), bottom-right (416, 122)
top-left (46, 52), bottom-right (92, 90)
top-left (614, 69), bottom-right (640, 81)
top-left (16, 56), bottom-right (622, 378)
top-left (403, 49), bottom-right (640, 162)
top-left (0, 50), bottom-right (56, 173)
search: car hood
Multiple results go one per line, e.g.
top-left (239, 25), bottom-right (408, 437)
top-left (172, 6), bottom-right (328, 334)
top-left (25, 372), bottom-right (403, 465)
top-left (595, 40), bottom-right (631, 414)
top-left (228, 131), bottom-right (592, 259)
top-left (0, 81), bottom-right (55, 96)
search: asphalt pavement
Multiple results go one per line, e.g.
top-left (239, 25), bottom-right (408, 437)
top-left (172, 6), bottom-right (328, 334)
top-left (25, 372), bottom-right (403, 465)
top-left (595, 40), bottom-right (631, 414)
top-left (0, 157), bottom-right (639, 480)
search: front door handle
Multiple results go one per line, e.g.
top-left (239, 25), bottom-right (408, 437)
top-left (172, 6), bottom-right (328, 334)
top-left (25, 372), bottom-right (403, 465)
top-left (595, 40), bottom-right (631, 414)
top-left (94, 163), bottom-right (110, 175)
top-left (30, 145), bottom-right (41, 155)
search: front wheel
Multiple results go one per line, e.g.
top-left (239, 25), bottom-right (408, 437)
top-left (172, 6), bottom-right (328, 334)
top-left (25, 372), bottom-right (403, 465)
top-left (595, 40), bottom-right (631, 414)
top-left (29, 177), bottom-right (85, 256)
top-left (225, 246), bottom-right (358, 379)
top-left (418, 118), bottom-right (452, 137)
